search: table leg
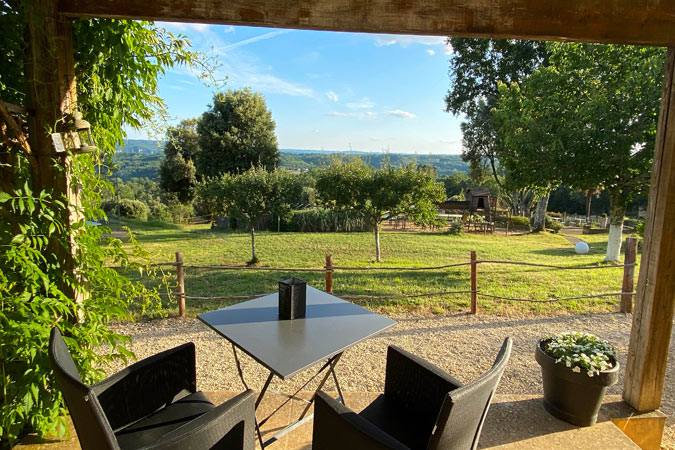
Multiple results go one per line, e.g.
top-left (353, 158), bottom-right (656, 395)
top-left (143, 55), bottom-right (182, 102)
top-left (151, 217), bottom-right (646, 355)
top-left (299, 353), bottom-right (343, 419)
top-left (231, 344), bottom-right (265, 448)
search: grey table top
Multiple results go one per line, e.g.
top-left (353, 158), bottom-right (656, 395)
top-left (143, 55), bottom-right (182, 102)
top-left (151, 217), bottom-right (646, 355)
top-left (197, 286), bottom-right (396, 379)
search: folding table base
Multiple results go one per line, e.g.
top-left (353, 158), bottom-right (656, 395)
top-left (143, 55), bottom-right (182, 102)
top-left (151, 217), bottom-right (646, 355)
top-left (231, 344), bottom-right (346, 448)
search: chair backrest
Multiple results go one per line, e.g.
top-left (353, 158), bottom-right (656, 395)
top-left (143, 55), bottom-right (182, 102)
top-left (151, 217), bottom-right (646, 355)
top-left (427, 337), bottom-right (512, 450)
top-left (49, 327), bottom-right (119, 450)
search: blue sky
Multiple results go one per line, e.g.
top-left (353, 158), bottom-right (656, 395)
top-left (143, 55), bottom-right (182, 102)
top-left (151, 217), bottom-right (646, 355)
top-left (132, 23), bottom-right (464, 154)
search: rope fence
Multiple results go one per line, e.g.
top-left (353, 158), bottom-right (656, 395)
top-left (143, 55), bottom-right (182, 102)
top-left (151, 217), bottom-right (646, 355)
top-left (129, 237), bottom-right (639, 317)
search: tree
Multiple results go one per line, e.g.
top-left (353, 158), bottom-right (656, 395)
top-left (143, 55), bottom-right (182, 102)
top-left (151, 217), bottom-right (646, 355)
top-left (0, 5), bottom-right (210, 444)
top-left (315, 159), bottom-right (445, 262)
top-left (199, 167), bottom-right (301, 263)
top-left (196, 89), bottom-right (279, 178)
top-left (495, 43), bottom-right (664, 260)
top-left (445, 38), bottom-right (548, 217)
top-left (447, 41), bottom-right (532, 218)
top-left (159, 119), bottom-right (199, 203)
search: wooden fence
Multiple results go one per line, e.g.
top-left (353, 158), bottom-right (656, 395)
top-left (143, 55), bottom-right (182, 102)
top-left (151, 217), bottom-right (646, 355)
top-left (153, 238), bottom-right (638, 318)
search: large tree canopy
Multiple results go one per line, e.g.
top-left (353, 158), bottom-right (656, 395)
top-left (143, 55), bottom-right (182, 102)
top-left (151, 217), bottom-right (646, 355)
top-left (494, 43), bottom-right (665, 261)
top-left (196, 88), bottom-right (279, 178)
top-left (159, 118), bottom-right (199, 203)
top-left (445, 38), bottom-right (548, 218)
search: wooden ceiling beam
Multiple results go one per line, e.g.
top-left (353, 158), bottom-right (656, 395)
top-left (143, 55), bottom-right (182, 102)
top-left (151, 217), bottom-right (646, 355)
top-left (59, 0), bottom-right (675, 47)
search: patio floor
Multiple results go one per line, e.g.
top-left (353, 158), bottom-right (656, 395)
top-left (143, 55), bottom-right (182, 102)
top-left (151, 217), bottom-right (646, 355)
top-left (16, 392), bottom-right (648, 449)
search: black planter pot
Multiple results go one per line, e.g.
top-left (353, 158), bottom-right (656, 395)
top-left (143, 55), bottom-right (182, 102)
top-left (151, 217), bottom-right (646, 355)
top-left (535, 339), bottom-right (619, 427)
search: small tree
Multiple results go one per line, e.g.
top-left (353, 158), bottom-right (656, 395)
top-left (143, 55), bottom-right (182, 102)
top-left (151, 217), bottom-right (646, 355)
top-left (159, 119), bottom-right (199, 203)
top-left (200, 167), bottom-right (300, 264)
top-left (316, 159), bottom-right (445, 262)
top-left (196, 89), bottom-right (279, 178)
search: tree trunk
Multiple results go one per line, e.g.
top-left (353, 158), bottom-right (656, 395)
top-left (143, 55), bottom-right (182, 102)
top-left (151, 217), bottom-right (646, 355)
top-left (586, 190), bottom-right (593, 223)
top-left (250, 226), bottom-right (257, 262)
top-left (374, 225), bottom-right (381, 262)
top-left (606, 195), bottom-right (627, 263)
top-left (532, 193), bottom-right (550, 232)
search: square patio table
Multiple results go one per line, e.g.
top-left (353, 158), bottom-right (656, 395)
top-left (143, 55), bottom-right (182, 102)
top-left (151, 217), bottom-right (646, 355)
top-left (197, 286), bottom-right (396, 447)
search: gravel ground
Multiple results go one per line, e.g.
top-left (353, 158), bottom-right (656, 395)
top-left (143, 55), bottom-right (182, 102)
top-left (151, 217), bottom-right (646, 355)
top-left (107, 312), bottom-right (675, 447)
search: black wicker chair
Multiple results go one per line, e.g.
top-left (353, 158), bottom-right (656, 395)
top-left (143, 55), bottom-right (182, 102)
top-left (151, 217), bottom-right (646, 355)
top-left (312, 338), bottom-right (512, 450)
top-left (49, 327), bottom-right (256, 450)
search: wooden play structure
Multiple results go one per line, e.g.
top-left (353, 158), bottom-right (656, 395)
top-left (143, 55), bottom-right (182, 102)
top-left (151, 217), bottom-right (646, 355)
top-left (438, 188), bottom-right (499, 233)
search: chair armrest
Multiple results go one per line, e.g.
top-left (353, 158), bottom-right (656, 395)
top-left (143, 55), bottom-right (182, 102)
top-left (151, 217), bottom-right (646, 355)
top-left (92, 343), bottom-right (197, 430)
top-left (312, 392), bottom-right (411, 450)
top-left (384, 346), bottom-right (462, 424)
top-left (139, 390), bottom-right (256, 450)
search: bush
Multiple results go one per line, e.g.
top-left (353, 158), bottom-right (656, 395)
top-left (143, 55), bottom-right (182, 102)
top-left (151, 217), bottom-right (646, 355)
top-left (102, 199), bottom-right (149, 221)
top-left (284, 208), bottom-right (369, 232)
top-left (445, 220), bottom-right (463, 235)
top-left (495, 215), bottom-right (530, 230)
top-left (636, 219), bottom-right (645, 237)
top-left (545, 216), bottom-right (563, 233)
top-left (548, 211), bottom-right (563, 218)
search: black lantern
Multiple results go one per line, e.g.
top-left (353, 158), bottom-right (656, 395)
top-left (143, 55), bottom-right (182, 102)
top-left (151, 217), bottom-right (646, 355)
top-left (278, 277), bottom-right (307, 320)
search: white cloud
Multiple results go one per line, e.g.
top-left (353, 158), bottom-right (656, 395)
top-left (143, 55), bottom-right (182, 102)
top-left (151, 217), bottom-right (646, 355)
top-left (236, 72), bottom-right (317, 98)
top-left (444, 43), bottom-right (454, 55)
top-left (426, 49), bottom-right (436, 56)
top-left (326, 111), bottom-right (377, 120)
top-left (387, 109), bottom-right (416, 119)
top-left (346, 97), bottom-right (375, 109)
top-left (374, 35), bottom-right (445, 47)
top-left (216, 30), bottom-right (290, 54)
top-left (325, 91), bottom-right (339, 102)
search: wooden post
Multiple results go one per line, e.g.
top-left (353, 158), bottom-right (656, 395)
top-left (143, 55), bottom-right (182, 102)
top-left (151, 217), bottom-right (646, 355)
top-left (624, 47), bottom-right (675, 412)
top-left (25, 1), bottom-right (85, 313)
top-left (621, 237), bottom-right (638, 313)
top-left (176, 251), bottom-right (185, 318)
top-left (470, 250), bottom-right (477, 314)
top-left (325, 254), bottom-right (333, 294)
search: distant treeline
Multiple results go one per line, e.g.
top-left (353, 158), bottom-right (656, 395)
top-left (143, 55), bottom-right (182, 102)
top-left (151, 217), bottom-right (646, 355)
top-left (113, 142), bottom-right (469, 181)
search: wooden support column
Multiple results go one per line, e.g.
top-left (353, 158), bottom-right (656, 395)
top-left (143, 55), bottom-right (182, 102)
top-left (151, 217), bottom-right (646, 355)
top-left (624, 47), bottom-right (675, 412)
top-left (25, 0), bottom-right (84, 308)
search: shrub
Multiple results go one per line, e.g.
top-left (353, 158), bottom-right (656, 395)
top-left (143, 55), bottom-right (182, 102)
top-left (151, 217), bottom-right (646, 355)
top-left (446, 220), bottom-right (463, 235)
top-left (102, 199), bottom-right (149, 221)
top-left (495, 215), bottom-right (530, 230)
top-left (285, 208), bottom-right (369, 232)
top-left (636, 219), bottom-right (645, 237)
top-left (545, 216), bottom-right (563, 233)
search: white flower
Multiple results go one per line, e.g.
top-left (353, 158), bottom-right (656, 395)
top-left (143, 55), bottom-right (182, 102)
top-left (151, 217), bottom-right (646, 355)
top-left (572, 366), bottom-right (581, 373)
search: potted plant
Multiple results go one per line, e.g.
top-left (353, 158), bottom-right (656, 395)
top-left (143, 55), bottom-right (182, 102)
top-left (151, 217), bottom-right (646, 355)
top-left (535, 332), bottom-right (619, 427)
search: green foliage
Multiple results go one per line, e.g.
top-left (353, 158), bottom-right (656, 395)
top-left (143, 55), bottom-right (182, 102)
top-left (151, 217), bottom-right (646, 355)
top-left (281, 152), bottom-right (468, 176)
top-left (541, 332), bottom-right (617, 377)
top-left (103, 198), bottom-right (149, 221)
top-left (636, 220), bottom-right (645, 237)
top-left (445, 220), bottom-right (463, 235)
top-left (495, 215), bottom-right (530, 231)
top-left (196, 89), bottom-right (279, 178)
top-left (198, 167), bottom-right (301, 261)
top-left (445, 38), bottom-right (548, 214)
top-left (439, 172), bottom-right (471, 199)
top-left (109, 153), bottom-right (162, 180)
top-left (0, 9), bottom-right (209, 445)
top-left (545, 216), bottom-right (563, 233)
top-left (315, 159), bottom-right (446, 261)
top-left (159, 119), bottom-right (199, 203)
top-left (285, 208), bottom-right (370, 232)
top-left (494, 43), bottom-right (665, 261)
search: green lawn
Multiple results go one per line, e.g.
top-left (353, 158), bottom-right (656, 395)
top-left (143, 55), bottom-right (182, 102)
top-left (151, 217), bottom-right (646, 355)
top-left (117, 221), bottom-right (639, 316)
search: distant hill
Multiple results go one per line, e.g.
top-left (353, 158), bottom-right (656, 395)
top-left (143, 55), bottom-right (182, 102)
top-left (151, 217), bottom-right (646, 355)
top-left (116, 139), bottom-right (163, 154)
top-left (112, 140), bottom-right (468, 180)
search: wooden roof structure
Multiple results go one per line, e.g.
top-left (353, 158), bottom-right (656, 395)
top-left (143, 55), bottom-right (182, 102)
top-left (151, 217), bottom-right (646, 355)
top-left (23, 0), bottom-right (675, 416)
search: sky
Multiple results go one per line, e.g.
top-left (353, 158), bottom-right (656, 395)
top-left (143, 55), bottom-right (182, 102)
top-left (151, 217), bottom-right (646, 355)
top-left (130, 23), bottom-right (465, 154)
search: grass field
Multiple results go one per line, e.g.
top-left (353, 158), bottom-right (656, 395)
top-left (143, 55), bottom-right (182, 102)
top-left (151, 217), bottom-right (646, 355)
top-left (117, 220), bottom-right (640, 317)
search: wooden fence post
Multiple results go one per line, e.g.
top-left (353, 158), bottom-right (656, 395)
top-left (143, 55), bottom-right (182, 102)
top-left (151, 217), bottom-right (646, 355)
top-left (621, 238), bottom-right (638, 313)
top-left (325, 254), bottom-right (333, 294)
top-left (470, 250), bottom-right (477, 314)
top-left (176, 251), bottom-right (185, 318)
